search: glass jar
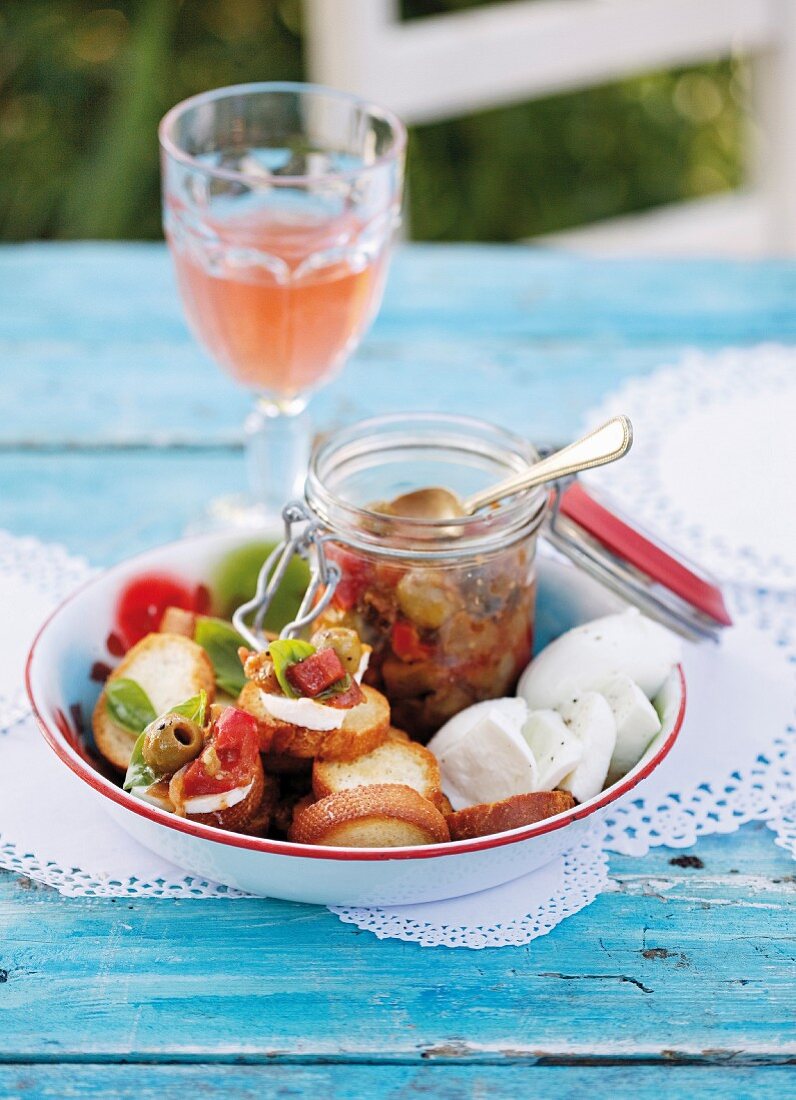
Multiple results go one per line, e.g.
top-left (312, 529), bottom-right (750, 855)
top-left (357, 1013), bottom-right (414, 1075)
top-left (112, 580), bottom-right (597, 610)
top-left (304, 414), bottom-right (547, 739)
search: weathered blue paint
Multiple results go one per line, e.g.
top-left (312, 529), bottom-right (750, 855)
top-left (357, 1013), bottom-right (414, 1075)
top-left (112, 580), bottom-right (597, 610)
top-left (0, 1065), bottom-right (793, 1100)
top-left (0, 244), bottom-right (794, 1096)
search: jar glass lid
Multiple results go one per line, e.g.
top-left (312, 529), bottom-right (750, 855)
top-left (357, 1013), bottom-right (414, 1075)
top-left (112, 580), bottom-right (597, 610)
top-left (544, 479), bottom-right (732, 642)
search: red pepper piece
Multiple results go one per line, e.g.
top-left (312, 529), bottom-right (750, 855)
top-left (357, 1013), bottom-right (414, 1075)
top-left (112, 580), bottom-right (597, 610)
top-left (286, 648), bottom-right (347, 697)
top-left (328, 546), bottom-right (371, 610)
top-left (391, 619), bottom-right (434, 662)
top-left (323, 679), bottom-right (365, 709)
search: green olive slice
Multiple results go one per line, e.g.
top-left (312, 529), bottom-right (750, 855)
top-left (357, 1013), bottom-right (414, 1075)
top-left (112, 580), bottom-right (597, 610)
top-left (142, 713), bottom-right (204, 774)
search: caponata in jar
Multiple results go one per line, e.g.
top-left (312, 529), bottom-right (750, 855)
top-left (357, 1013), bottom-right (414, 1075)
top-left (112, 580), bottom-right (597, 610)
top-left (316, 542), bottom-right (535, 740)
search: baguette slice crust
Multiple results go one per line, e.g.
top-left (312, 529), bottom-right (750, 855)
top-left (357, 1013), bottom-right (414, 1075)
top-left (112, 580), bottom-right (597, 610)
top-left (312, 738), bottom-right (442, 802)
top-left (235, 773), bottom-right (278, 837)
top-left (446, 790), bottom-right (576, 841)
top-left (431, 792), bottom-right (454, 816)
top-left (289, 784), bottom-right (450, 848)
top-left (92, 633), bottom-right (216, 771)
top-left (237, 682), bottom-right (390, 761)
top-left (386, 727), bottom-right (410, 742)
top-left (236, 681), bottom-right (278, 753)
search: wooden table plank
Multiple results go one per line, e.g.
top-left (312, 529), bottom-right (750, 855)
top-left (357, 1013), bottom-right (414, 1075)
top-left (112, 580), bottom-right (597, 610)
top-left (3, 243), bottom-right (796, 448)
top-left (0, 1064), bottom-right (792, 1099)
top-left (0, 451), bottom-right (241, 561)
top-left (1, 243), bottom-right (794, 1083)
top-left (1, 825), bottom-right (793, 1062)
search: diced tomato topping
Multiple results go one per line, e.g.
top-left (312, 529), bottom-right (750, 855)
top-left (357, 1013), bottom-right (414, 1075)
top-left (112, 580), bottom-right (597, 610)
top-left (286, 648), bottom-right (347, 697)
top-left (182, 707), bottom-right (259, 797)
top-left (328, 546), bottom-right (371, 611)
top-left (323, 678), bottom-right (365, 709)
top-left (391, 619), bottom-right (434, 662)
top-left (116, 574), bottom-right (206, 650)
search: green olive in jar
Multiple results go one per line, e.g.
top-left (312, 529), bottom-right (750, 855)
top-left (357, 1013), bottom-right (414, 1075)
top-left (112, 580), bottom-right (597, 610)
top-left (395, 570), bottom-right (460, 630)
top-left (309, 626), bottom-right (363, 675)
top-left (142, 713), bottom-right (204, 774)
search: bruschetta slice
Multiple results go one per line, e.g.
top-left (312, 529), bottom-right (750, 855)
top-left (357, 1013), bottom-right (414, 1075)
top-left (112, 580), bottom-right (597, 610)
top-left (288, 784), bottom-right (450, 848)
top-left (93, 633), bottom-right (215, 770)
top-left (445, 790), bottom-right (576, 841)
top-left (312, 737), bottom-right (442, 804)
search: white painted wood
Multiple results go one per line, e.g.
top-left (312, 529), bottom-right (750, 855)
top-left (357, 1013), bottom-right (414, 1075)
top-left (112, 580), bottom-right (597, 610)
top-left (303, 0), bottom-right (796, 254)
top-left (540, 192), bottom-right (769, 257)
top-left (304, 0), bottom-right (774, 123)
top-left (749, 0), bottom-right (796, 254)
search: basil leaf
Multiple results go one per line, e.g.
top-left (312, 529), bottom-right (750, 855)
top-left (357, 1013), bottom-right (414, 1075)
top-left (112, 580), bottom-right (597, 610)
top-left (268, 638), bottom-right (315, 698)
top-left (123, 731), bottom-right (158, 792)
top-left (315, 673), bottom-right (352, 701)
top-left (122, 690), bottom-right (208, 793)
top-left (170, 689), bottom-right (207, 726)
top-left (194, 617), bottom-right (247, 697)
top-left (106, 678), bottom-right (157, 735)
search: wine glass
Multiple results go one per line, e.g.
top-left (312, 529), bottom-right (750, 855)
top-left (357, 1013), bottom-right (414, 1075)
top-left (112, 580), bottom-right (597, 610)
top-left (159, 82), bottom-right (406, 526)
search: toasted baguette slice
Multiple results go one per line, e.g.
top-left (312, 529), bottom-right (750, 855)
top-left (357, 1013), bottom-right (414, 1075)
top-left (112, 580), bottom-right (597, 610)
top-left (431, 792), bottom-right (453, 815)
top-left (236, 681), bottom-right (278, 753)
top-left (315, 685), bottom-right (391, 761)
top-left (446, 790), bottom-right (576, 841)
top-left (236, 773), bottom-right (279, 837)
top-left (159, 606), bottom-right (197, 638)
top-left (312, 738), bottom-right (442, 803)
top-left (289, 784), bottom-right (450, 848)
top-left (238, 683), bottom-right (390, 762)
top-left (92, 633), bottom-right (216, 770)
top-left (386, 727), bottom-right (410, 742)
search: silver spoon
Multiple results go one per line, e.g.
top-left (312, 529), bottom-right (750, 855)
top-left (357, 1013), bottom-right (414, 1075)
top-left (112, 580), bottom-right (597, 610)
top-left (384, 415), bottom-right (633, 519)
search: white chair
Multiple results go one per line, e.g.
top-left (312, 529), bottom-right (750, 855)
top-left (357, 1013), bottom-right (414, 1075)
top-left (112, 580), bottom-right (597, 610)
top-left (303, 0), bottom-right (796, 256)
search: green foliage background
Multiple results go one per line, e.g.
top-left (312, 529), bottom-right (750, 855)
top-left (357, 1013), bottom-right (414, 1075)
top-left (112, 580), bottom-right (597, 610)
top-left (0, 0), bottom-right (746, 242)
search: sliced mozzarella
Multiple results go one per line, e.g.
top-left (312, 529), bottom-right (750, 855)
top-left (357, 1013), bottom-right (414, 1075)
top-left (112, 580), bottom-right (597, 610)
top-left (431, 708), bottom-right (539, 811)
top-left (600, 674), bottom-right (662, 783)
top-left (183, 779), bottom-right (253, 816)
top-left (261, 691), bottom-right (346, 731)
top-left (517, 609), bottom-right (682, 710)
top-left (131, 784), bottom-right (174, 812)
top-left (260, 651), bottom-right (370, 729)
top-left (428, 697), bottom-right (529, 761)
top-left (557, 692), bottom-right (617, 803)
top-left (522, 709), bottom-right (583, 791)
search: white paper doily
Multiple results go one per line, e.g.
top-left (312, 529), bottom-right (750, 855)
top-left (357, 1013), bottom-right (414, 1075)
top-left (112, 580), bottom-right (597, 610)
top-left (0, 531), bottom-right (94, 731)
top-left (1, 530), bottom-right (794, 949)
top-left (602, 584), bottom-right (796, 855)
top-left (330, 820), bottom-right (609, 948)
top-left (583, 345), bottom-right (796, 589)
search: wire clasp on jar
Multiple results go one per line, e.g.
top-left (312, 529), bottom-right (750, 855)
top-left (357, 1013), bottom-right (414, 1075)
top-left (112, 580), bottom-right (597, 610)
top-left (232, 501), bottom-right (341, 650)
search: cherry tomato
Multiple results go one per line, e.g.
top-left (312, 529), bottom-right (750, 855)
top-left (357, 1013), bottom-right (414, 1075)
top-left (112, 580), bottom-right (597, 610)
top-left (182, 707), bottom-right (260, 797)
top-left (115, 574), bottom-right (206, 650)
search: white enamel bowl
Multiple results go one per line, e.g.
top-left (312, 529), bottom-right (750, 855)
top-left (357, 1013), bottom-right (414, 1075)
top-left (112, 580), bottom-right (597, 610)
top-left (26, 531), bottom-right (685, 906)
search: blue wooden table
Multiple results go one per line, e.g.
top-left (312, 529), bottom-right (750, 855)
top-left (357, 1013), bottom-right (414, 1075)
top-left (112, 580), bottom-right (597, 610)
top-left (1, 243), bottom-right (794, 1098)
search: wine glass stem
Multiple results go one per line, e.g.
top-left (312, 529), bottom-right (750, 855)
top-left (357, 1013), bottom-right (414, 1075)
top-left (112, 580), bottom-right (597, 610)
top-left (245, 395), bottom-right (311, 516)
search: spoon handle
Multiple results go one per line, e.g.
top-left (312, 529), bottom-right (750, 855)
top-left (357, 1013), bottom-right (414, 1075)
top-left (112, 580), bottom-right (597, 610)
top-left (463, 415), bottom-right (633, 514)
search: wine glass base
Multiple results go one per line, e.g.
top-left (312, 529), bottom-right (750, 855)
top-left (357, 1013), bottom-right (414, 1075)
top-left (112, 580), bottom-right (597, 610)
top-left (184, 494), bottom-right (285, 536)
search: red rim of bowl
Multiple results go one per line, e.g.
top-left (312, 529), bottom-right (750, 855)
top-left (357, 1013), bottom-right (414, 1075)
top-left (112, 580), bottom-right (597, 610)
top-left (25, 550), bottom-right (686, 863)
